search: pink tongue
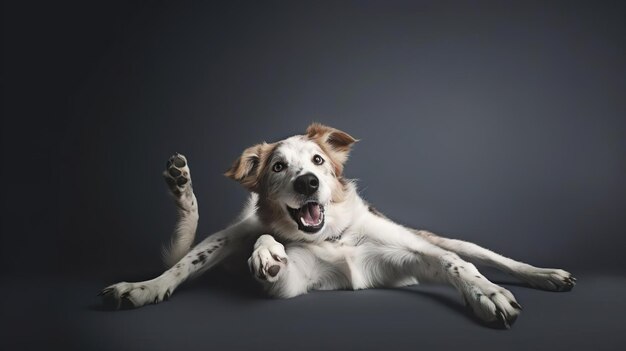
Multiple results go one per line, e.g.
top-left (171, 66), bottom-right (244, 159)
top-left (301, 203), bottom-right (321, 225)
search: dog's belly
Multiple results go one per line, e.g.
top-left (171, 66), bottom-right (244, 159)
top-left (308, 241), bottom-right (419, 290)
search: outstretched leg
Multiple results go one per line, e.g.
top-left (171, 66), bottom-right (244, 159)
top-left (101, 215), bottom-right (261, 309)
top-left (413, 246), bottom-right (522, 328)
top-left (362, 214), bottom-right (522, 328)
top-left (414, 230), bottom-right (576, 291)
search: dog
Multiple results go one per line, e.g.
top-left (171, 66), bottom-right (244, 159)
top-left (101, 123), bottom-right (575, 328)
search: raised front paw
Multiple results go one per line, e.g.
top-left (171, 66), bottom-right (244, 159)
top-left (464, 281), bottom-right (522, 329)
top-left (99, 280), bottom-right (172, 310)
top-left (163, 153), bottom-right (192, 197)
top-left (519, 268), bottom-right (576, 292)
top-left (248, 234), bottom-right (288, 283)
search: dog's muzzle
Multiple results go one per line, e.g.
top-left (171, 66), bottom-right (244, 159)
top-left (287, 201), bottom-right (325, 233)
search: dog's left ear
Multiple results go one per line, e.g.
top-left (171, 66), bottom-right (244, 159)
top-left (306, 123), bottom-right (358, 175)
top-left (224, 142), bottom-right (274, 192)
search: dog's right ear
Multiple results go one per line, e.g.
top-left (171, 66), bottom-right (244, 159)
top-left (224, 142), bottom-right (274, 192)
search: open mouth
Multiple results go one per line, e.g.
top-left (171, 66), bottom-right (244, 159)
top-left (286, 202), bottom-right (325, 233)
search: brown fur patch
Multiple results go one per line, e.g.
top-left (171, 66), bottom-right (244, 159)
top-left (367, 205), bottom-right (387, 219)
top-left (306, 123), bottom-right (357, 177)
top-left (224, 142), bottom-right (278, 192)
top-left (256, 196), bottom-right (292, 233)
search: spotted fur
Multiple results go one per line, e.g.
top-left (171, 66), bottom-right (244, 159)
top-left (101, 123), bottom-right (576, 329)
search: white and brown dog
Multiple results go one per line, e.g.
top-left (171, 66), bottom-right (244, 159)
top-left (101, 123), bottom-right (575, 328)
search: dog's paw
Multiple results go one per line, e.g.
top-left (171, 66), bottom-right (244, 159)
top-left (163, 153), bottom-right (192, 197)
top-left (99, 280), bottom-right (172, 310)
top-left (464, 282), bottom-right (522, 329)
top-left (519, 268), bottom-right (576, 292)
top-left (248, 234), bottom-right (288, 283)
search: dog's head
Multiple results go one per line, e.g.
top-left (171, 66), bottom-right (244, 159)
top-left (225, 123), bottom-right (357, 240)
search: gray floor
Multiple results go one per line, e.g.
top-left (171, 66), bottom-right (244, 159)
top-left (4, 271), bottom-right (625, 350)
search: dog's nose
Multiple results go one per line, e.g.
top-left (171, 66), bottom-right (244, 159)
top-left (294, 173), bottom-right (319, 196)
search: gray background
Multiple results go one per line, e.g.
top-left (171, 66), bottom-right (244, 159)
top-left (2, 0), bottom-right (625, 350)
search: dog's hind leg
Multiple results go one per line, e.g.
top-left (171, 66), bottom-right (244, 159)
top-left (162, 153), bottom-right (199, 267)
top-left (100, 215), bottom-right (262, 309)
top-left (413, 230), bottom-right (576, 292)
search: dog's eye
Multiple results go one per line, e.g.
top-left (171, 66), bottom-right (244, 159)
top-left (313, 154), bottom-right (324, 165)
top-left (272, 162), bottom-right (286, 172)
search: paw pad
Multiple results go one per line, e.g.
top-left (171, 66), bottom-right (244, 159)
top-left (173, 156), bottom-right (186, 167)
top-left (268, 265), bottom-right (281, 277)
top-left (164, 153), bottom-right (191, 194)
top-left (248, 235), bottom-right (288, 283)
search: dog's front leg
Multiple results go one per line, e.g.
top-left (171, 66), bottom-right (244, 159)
top-left (363, 214), bottom-right (521, 328)
top-left (100, 216), bottom-right (261, 309)
top-left (414, 246), bottom-right (522, 328)
top-left (248, 235), bottom-right (319, 299)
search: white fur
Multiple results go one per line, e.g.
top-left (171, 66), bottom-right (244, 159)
top-left (102, 132), bottom-right (575, 328)
top-left (160, 154), bottom-right (199, 267)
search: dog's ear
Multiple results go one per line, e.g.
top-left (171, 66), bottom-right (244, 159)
top-left (306, 123), bottom-right (358, 175)
top-left (224, 142), bottom-right (274, 192)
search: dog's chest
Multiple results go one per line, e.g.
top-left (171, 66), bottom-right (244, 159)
top-left (310, 240), bottom-right (356, 263)
top-left (308, 237), bottom-right (369, 289)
